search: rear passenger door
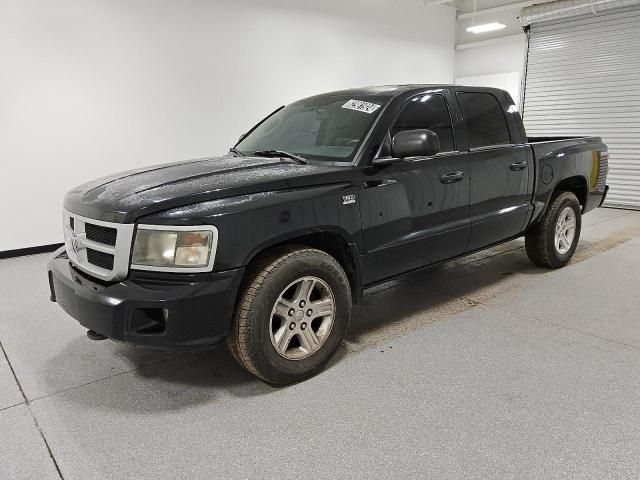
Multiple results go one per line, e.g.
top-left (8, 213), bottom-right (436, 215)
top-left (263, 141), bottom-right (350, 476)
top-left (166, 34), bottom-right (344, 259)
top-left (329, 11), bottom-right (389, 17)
top-left (456, 91), bottom-right (532, 251)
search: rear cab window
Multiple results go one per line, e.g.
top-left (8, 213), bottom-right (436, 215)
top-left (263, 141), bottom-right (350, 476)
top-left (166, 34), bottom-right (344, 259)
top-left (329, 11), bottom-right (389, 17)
top-left (456, 92), bottom-right (511, 149)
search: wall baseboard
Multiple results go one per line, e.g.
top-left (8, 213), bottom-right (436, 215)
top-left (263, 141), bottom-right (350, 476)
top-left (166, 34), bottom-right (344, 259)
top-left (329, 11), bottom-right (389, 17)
top-left (0, 243), bottom-right (63, 260)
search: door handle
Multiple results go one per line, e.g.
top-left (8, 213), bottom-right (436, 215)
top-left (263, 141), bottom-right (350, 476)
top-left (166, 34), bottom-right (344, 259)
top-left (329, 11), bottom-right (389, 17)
top-left (364, 179), bottom-right (383, 187)
top-left (439, 171), bottom-right (464, 184)
top-left (510, 160), bottom-right (528, 171)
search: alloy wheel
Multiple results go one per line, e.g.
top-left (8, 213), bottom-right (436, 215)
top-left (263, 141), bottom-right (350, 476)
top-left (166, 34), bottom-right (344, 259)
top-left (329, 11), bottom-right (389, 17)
top-left (554, 206), bottom-right (577, 255)
top-left (269, 276), bottom-right (335, 360)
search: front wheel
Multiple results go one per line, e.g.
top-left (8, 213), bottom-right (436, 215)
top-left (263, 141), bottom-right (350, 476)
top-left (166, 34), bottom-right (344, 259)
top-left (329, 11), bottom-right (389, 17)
top-left (525, 191), bottom-right (582, 268)
top-left (227, 246), bottom-right (352, 385)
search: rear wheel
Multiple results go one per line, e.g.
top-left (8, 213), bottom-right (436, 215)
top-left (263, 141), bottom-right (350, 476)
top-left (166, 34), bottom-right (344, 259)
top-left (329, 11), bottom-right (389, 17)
top-left (525, 191), bottom-right (582, 268)
top-left (228, 246), bottom-right (351, 385)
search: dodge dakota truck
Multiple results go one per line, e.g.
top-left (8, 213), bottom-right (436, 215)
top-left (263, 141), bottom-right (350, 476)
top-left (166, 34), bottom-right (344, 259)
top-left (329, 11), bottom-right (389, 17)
top-left (48, 85), bottom-right (609, 384)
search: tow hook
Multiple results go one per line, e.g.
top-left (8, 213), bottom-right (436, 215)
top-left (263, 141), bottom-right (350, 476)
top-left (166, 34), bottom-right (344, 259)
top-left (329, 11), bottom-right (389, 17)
top-left (87, 330), bottom-right (107, 341)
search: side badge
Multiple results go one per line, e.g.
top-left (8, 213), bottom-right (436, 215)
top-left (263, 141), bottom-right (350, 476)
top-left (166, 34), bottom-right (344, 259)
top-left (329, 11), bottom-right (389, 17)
top-left (342, 194), bottom-right (356, 205)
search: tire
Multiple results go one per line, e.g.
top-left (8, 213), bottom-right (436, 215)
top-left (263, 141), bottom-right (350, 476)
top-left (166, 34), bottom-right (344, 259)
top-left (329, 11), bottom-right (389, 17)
top-left (525, 191), bottom-right (582, 268)
top-left (227, 246), bottom-right (352, 385)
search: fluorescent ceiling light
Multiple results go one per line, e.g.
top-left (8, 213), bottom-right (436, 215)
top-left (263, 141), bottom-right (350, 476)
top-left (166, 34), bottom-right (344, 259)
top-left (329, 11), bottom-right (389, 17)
top-left (466, 22), bottom-right (506, 34)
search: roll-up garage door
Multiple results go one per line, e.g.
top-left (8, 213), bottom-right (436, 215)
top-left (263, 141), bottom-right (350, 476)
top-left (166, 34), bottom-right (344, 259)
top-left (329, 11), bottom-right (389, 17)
top-left (522, 6), bottom-right (640, 209)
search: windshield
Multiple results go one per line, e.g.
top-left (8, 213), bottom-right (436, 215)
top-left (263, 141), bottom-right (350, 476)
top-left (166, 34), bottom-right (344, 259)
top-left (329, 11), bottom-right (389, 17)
top-left (235, 94), bottom-right (390, 163)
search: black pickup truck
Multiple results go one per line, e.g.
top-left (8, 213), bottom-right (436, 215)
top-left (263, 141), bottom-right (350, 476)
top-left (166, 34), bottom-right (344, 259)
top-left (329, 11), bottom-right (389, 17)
top-left (48, 85), bottom-right (609, 384)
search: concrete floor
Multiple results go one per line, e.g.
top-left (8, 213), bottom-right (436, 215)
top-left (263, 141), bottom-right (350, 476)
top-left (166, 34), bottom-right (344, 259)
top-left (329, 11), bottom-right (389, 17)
top-left (1, 207), bottom-right (640, 480)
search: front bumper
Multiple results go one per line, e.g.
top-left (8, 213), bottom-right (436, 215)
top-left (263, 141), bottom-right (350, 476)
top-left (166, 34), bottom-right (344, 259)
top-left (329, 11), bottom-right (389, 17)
top-left (47, 247), bottom-right (244, 350)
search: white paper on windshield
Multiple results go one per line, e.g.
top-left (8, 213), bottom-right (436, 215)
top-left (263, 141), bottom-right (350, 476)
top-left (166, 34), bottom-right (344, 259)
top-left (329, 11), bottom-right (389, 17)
top-left (341, 99), bottom-right (381, 114)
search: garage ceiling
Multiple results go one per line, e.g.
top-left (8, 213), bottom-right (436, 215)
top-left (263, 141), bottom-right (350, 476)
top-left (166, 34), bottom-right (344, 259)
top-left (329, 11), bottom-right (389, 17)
top-left (436, 0), bottom-right (556, 46)
top-left (457, 0), bottom-right (529, 44)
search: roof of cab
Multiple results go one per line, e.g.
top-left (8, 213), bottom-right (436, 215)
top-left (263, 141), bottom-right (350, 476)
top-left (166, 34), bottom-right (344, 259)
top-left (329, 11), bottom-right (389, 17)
top-left (319, 84), bottom-right (446, 98)
top-left (305, 84), bottom-right (508, 100)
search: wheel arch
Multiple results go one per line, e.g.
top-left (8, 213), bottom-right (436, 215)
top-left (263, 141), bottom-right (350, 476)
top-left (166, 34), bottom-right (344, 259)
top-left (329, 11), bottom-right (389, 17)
top-left (242, 228), bottom-right (363, 303)
top-left (530, 174), bottom-right (589, 227)
top-left (554, 175), bottom-right (589, 209)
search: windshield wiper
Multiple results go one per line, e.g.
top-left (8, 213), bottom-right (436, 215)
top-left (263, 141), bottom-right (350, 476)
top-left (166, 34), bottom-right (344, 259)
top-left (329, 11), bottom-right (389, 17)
top-left (228, 147), bottom-right (244, 157)
top-left (253, 149), bottom-right (307, 165)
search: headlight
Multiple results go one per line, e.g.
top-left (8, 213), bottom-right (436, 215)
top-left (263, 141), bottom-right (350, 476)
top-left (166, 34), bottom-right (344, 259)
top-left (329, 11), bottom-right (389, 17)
top-left (131, 225), bottom-right (218, 272)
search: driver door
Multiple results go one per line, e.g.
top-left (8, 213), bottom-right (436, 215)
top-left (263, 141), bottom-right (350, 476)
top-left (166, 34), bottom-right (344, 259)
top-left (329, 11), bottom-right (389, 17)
top-left (360, 92), bottom-right (471, 284)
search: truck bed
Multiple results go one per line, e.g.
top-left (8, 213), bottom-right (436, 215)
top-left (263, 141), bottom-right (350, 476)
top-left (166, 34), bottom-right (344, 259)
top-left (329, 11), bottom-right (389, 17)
top-left (525, 135), bottom-right (608, 222)
top-left (528, 136), bottom-right (588, 143)
top-left (527, 135), bottom-right (604, 158)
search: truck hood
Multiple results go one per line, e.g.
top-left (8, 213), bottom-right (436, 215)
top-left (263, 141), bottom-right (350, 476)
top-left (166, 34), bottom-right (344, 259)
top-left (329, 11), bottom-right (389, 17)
top-left (64, 155), bottom-right (354, 223)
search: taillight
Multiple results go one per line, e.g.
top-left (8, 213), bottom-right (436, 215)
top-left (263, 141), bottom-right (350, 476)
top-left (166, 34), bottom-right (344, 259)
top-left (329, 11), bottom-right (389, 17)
top-left (600, 151), bottom-right (610, 175)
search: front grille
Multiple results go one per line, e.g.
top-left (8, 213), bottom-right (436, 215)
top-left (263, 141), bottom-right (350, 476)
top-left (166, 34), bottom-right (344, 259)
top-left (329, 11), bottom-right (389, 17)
top-left (85, 223), bottom-right (117, 246)
top-left (86, 248), bottom-right (115, 270)
top-left (63, 210), bottom-right (134, 282)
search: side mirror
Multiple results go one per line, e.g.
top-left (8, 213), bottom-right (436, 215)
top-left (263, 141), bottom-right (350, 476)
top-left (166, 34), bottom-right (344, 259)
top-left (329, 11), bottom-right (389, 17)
top-left (392, 129), bottom-right (440, 159)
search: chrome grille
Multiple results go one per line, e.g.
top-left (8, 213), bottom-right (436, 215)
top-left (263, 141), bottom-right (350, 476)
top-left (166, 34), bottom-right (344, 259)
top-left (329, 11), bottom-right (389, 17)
top-left (85, 223), bottom-right (117, 246)
top-left (63, 210), bottom-right (134, 282)
top-left (86, 248), bottom-right (115, 270)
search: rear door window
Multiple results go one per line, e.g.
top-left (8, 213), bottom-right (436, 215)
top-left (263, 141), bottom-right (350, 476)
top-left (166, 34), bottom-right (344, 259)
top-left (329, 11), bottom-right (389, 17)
top-left (457, 92), bottom-right (511, 149)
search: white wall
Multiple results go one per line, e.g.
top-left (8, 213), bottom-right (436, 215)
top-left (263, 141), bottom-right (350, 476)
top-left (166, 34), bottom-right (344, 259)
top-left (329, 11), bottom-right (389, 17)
top-left (454, 36), bottom-right (526, 108)
top-left (454, 36), bottom-right (526, 78)
top-left (0, 0), bottom-right (456, 251)
top-left (456, 72), bottom-right (521, 106)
